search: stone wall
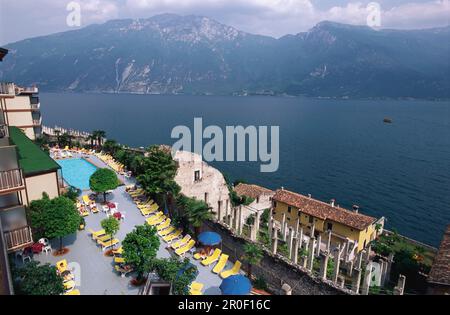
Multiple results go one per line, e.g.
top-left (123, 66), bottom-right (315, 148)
top-left (204, 220), bottom-right (351, 295)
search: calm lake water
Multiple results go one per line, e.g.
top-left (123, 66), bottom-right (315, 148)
top-left (40, 93), bottom-right (450, 246)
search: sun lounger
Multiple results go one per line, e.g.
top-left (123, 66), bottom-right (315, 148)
top-left (156, 219), bottom-right (171, 231)
top-left (158, 226), bottom-right (175, 237)
top-left (56, 259), bottom-right (68, 273)
top-left (63, 280), bottom-right (76, 292)
top-left (91, 205), bottom-right (99, 213)
top-left (88, 229), bottom-right (106, 240)
top-left (99, 238), bottom-right (119, 251)
top-left (170, 235), bottom-right (191, 249)
top-left (139, 206), bottom-right (158, 217)
top-left (112, 246), bottom-right (123, 256)
top-left (162, 229), bottom-right (182, 242)
top-left (201, 248), bottom-right (222, 266)
top-left (82, 195), bottom-right (92, 205)
top-left (175, 239), bottom-right (195, 256)
top-left (212, 254), bottom-right (229, 274)
top-left (96, 234), bottom-right (112, 243)
top-left (114, 257), bottom-right (125, 264)
top-left (220, 260), bottom-right (242, 279)
top-left (64, 289), bottom-right (80, 295)
top-left (189, 282), bottom-right (204, 295)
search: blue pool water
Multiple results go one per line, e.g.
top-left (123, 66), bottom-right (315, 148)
top-left (57, 158), bottom-right (98, 190)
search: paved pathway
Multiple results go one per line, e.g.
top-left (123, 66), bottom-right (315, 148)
top-left (33, 153), bottom-right (224, 295)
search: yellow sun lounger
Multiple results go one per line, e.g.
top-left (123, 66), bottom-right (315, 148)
top-left (189, 282), bottom-right (204, 295)
top-left (220, 260), bottom-right (242, 279)
top-left (162, 229), bottom-right (182, 242)
top-left (140, 206), bottom-right (158, 217)
top-left (156, 219), bottom-right (171, 231)
top-left (56, 259), bottom-right (68, 273)
top-left (175, 239), bottom-right (195, 256)
top-left (99, 238), bottom-right (119, 251)
top-left (201, 248), bottom-right (222, 266)
top-left (64, 289), bottom-right (80, 295)
top-left (114, 265), bottom-right (133, 278)
top-left (212, 254), bottom-right (229, 274)
top-left (63, 280), bottom-right (76, 292)
top-left (96, 234), bottom-right (112, 243)
top-left (79, 208), bottom-right (89, 217)
top-left (146, 214), bottom-right (166, 226)
top-left (89, 229), bottom-right (106, 240)
top-left (170, 235), bottom-right (191, 249)
top-left (158, 226), bottom-right (175, 237)
top-left (112, 246), bottom-right (123, 256)
top-left (82, 195), bottom-right (91, 205)
top-left (114, 257), bottom-right (125, 264)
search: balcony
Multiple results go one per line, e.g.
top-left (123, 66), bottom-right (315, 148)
top-left (0, 169), bottom-right (25, 194)
top-left (0, 124), bottom-right (8, 139)
top-left (0, 82), bottom-right (15, 97)
top-left (32, 117), bottom-right (42, 126)
top-left (16, 86), bottom-right (38, 95)
top-left (4, 226), bottom-right (33, 252)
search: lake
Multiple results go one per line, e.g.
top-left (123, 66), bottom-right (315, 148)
top-left (39, 93), bottom-right (450, 246)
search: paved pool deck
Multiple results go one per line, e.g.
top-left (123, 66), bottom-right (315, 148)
top-left (30, 153), bottom-right (226, 295)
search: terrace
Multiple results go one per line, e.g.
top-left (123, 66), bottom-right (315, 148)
top-left (31, 153), bottom-right (227, 295)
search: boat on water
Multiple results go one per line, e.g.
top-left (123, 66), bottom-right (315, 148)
top-left (383, 118), bottom-right (393, 124)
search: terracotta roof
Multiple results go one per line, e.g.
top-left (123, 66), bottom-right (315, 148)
top-left (272, 189), bottom-right (376, 230)
top-left (234, 183), bottom-right (274, 199)
top-left (428, 225), bottom-right (450, 286)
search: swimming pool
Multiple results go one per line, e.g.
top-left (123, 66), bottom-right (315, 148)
top-left (57, 158), bottom-right (98, 190)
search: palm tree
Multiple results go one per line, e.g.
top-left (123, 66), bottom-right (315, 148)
top-left (183, 197), bottom-right (213, 237)
top-left (54, 129), bottom-right (61, 147)
top-left (87, 134), bottom-right (96, 149)
top-left (242, 243), bottom-right (263, 279)
top-left (93, 130), bottom-right (106, 149)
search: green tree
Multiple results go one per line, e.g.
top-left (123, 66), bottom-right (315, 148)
top-left (122, 225), bottom-right (160, 281)
top-left (13, 261), bottom-right (64, 295)
top-left (150, 258), bottom-right (198, 295)
top-left (179, 196), bottom-right (213, 237)
top-left (242, 243), bottom-right (264, 279)
top-left (137, 145), bottom-right (180, 197)
top-left (63, 186), bottom-right (81, 202)
top-left (28, 193), bottom-right (51, 240)
top-left (54, 129), bottom-right (61, 147)
top-left (103, 139), bottom-right (120, 155)
top-left (93, 130), bottom-right (106, 148)
top-left (89, 168), bottom-right (119, 203)
top-left (101, 216), bottom-right (120, 255)
top-left (42, 196), bottom-right (81, 252)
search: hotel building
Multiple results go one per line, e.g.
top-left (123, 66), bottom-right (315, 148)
top-left (0, 47), bottom-right (61, 295)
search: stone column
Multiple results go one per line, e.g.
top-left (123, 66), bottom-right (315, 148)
top-left (281, 213), bottom-right (286, 238)
top-left (332, 244), bottom-right (342, 284)
top-left (310, 221), bottom-right (315, 237)
top-left (380, 259), bottom-right (388, 287)
top-left (272, 228), bottom-right (278, 255)
top-left (217, 201), bottom-right (222, 223)
top-left (268, 217), bottom-right (274, 240)
top-left (344, 239), bottom-right (351, 262)
top-left (326, 230), bottom-right (332, 252)
top-left (364, 245), bottom-right (371, 263)
top-left (393, 275), bottom-right (406, 295)
top-left (237, 205), bottom-right (243, 235)
top-left (288, 227), bottom-right (295, 260)
top-left (282, 222), bottom-right (288, 242)
top-left (319, 252), bottom-right (329, 280)
top-left (298, 227), bottom-right (304, 250)
top-left (292, 236), bottom-right (299, 265)
top-left (230, 207), bottom-right (235, 229)
top-left (361, 262), bottom-right (373, 295)
top-left (254, 210), bottom-right (261, 240)
top-left (386, 252), bottom-right (394, 284)
top-left (352, 268), bottom-right (362, 294)
top-left (295, 218), bottom-right (300, 235)
top-left (307, 237), bottom-right (315, 272)
top-left (316, 234), bottom-right (322, 257)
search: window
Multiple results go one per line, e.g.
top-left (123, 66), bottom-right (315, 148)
top-left (327, 222), bottom-right (333, 231)
top-left (287, 217), bottom-right (291, 221)
top-left (204, 192), bottom-right (208, 204)
top-left (273, 201), bottom-right (277, 207)
top-left (298, 210), bottom-right (302, 217)
top-left (194, 170), bottom-right (201, 181)
top-left (287, 206), bottom-right (292, 213)
top-left (308, 216), bottom-right (314, 224)
top-left (256, 197), bottom-right (260, 203)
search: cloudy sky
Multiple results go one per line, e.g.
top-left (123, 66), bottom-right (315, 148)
top-left (0, 0), bottom-right (449, 44)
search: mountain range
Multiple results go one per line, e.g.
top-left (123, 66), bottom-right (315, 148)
top-left (1, 14), bottom-right (449, 98)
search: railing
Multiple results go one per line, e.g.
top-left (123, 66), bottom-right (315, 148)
top-left (16, 86), bottom-right (38, 94)
top-left (30, 103), bottom-right (40, 110)
top-left (4, 226), bottom-right (33, 252)
top-left (0, 82), bottom-right (15, 96)
top-left (32, 117), bottom-right (42, 126)
top-left (0, 169), bottom-right (24, 193)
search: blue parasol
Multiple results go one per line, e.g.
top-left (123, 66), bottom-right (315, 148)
top-left (220, 275), bottom-right (252, 295)
top-left (197, 231), bottom-right (222, 246)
